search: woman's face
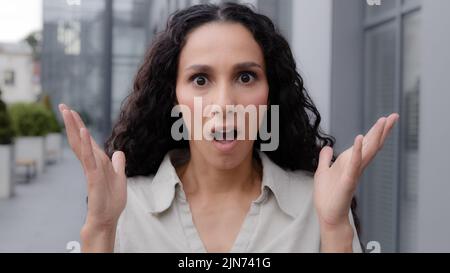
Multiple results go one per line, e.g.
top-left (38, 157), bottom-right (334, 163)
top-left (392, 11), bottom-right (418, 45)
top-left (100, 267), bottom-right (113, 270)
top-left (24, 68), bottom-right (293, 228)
top-left (176, 22), bottom-right (269, 169)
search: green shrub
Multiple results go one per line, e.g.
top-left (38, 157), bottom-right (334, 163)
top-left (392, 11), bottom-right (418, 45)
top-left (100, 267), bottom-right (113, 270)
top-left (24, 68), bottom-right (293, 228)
top-left (8, 103), bottom-right (53, 137)
top-left (41, 94), bottom-right (62, 133)
top-left (0, 89), bottom-right (14, 144)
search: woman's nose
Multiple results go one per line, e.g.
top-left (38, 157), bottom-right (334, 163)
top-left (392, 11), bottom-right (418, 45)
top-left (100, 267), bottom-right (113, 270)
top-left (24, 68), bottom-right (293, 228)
top-left (211, 81), bottom-right (237, 113)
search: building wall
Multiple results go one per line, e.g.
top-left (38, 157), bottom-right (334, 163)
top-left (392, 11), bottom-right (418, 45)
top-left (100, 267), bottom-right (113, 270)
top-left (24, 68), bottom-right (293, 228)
top-left (291, 0), bottom-right (333, 132)
top-left (42, 0), bottom-right (106, 140)
top-left (330, 0), bottom-right (364, 153)
top-left (328, 0), bottom-right (450, 252)
top-left (0, 43), bottom-right (39, 104)
top-left (417, 0), bottom-right (450, 252)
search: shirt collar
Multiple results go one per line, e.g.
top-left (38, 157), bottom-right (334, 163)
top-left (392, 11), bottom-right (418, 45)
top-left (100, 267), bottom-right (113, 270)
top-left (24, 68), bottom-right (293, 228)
top-left (146, 149), bottom-right (302, 218)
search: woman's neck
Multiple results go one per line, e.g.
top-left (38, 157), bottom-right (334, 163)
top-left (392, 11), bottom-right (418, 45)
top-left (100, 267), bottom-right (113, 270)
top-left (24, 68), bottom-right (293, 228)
top-left (176, 149), bottom-right (262, 200)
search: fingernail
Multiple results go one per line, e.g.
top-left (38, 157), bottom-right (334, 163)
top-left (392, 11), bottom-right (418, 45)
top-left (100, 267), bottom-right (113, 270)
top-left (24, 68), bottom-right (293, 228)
top-left (80, 127), bottom-right (87, 137)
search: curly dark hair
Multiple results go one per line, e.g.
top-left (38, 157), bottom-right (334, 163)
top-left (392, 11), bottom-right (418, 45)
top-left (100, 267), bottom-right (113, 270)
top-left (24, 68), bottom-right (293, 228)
top-left (104, 2), bottom-right (360, 234)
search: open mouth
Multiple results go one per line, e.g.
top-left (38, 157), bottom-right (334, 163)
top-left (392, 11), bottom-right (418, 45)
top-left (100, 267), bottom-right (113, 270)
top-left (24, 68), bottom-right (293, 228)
top-left (211, 128), bottom-right (239, 142)
top-left (211, 125), bottom-right (240, 151)
top-left (210, 127), bottom-right (240, 153)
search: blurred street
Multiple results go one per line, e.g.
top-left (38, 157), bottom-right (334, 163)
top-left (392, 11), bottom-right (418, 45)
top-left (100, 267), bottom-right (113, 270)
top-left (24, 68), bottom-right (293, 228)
top-left (0, 148), bottom-right (86, 252)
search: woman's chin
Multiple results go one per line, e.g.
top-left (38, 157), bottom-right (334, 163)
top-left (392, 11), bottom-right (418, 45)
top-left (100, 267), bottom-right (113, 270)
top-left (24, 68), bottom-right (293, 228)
top-left (203, 140), bottom-right (250, 169)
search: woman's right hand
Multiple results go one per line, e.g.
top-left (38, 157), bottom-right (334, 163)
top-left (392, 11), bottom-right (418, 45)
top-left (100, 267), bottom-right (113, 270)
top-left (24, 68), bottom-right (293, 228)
top-left (58, 104), bottom-right (126, 252)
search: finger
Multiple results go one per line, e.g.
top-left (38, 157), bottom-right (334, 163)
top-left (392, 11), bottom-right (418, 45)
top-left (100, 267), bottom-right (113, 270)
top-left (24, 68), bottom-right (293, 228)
top-left (379, 113), bottom-right (400, 149)
top-left (344, 135), bottom-right (363, 185)
top-left (59, 104), bottom-right (105, 165)
top-left (112, 151), bottom-right (126, 176)
top-left (59, 104), bottom-right (81, 156)
top-left (70, 110), bottom-right (102, 151)
top-left (58, 103), bottom-right (70, 113)
top-left (71, 109), bottom-right (86, 130)
top-left (80, 128), bottom-right (97, 172)
top-left (59, 104), bottom-right (102, 152)
top-left (317, 146), bottom-right (333, 173)
top-left (59, 104), bottom-right (84, 132)
top-left (61, 109), bottom-right (81, 155)
top-left (363, 117), bottom-right (386, 148)
top-left (362, 118), bottom-right (386, 168)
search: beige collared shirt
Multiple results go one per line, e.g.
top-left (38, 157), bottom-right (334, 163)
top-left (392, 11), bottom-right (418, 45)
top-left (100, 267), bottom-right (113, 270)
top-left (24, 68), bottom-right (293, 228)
top-left (114, 149), bottom-right (362, 253)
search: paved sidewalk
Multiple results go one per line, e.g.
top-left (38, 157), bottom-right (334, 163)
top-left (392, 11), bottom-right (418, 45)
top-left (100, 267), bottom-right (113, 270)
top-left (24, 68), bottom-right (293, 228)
top-left (0, 148), bottom-right (87, 252)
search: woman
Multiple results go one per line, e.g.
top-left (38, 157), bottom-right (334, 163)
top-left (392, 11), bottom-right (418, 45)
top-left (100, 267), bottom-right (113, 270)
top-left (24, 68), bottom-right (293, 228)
top-left (59, 2), bottom-right (398, 253)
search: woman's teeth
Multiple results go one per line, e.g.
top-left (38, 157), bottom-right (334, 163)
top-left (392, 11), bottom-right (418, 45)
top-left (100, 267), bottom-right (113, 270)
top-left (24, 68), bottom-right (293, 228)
top-left (212, 129), bottom-right (237, 141)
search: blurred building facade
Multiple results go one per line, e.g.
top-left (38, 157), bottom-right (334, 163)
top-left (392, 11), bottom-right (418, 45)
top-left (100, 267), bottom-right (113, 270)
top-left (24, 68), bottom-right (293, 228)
top-left (41, 0), bottom-right (450, 252)
top-left (42, 0), bottom-right (107, 140)
top-left (0, 42), bottom-right (41, 103)
top-left (42, 0), bottom-right (289, 141)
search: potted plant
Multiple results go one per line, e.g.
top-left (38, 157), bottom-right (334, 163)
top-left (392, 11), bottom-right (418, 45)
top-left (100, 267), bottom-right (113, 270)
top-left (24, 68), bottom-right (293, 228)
top-left (0, 89), bottom-right (15, 198)
top-left (9, 102), bottom-right (52, 176)
top-left (41, 94), bottom-right (63, 164)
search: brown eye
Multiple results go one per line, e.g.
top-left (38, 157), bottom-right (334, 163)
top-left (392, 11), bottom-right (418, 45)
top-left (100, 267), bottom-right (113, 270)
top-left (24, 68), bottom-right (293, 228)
top-left (238, 72), bottom-right (256, 84)
top-left (193, 75), bottom-right (207, 86)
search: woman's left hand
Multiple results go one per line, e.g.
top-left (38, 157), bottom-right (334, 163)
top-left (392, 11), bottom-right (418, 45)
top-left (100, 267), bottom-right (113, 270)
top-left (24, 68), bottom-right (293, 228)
top-left (314, 113), bottom-right (399, 251)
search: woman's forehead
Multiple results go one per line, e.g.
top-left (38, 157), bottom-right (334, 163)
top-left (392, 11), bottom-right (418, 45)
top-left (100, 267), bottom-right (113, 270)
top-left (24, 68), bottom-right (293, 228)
top-left (178, 22), bottom-right (265, 70)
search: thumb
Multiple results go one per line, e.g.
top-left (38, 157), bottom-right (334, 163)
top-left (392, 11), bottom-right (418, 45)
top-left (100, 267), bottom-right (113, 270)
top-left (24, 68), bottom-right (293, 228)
top-left (317, 146), bottom-right (333, 173)
top-left (112, 151), bottom-right (126, 176)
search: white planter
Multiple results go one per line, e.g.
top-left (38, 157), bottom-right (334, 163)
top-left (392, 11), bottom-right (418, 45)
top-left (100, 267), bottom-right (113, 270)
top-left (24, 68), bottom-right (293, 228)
top-left (15, 136), bottom-right (45, 175)
top-left (45, 133), bottom-right (62, 163)
top-left (0, 144), bottom-right (14, 199)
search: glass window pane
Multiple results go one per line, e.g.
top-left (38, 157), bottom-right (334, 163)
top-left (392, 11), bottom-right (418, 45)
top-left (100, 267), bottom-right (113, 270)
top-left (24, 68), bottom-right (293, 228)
top-left (42, 0), bottom-right (106, 141)
top-left (361, 21), bottom-right (398, 252)
top-left (111, 0), bottom-right (149, 122)
top-left (4, 70), bottom-right (15, 86)
top-left (403, 0), bottom-right (421, 6)
top-left (365, 0), bottom-right (397, 19)
top-left (399, 11), bottom-right (420, 253)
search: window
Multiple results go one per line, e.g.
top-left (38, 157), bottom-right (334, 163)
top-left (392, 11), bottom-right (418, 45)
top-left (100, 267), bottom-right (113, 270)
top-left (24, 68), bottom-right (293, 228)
top-left (4, 70), bottom-right (15, 86)
top-left (399, 9), bottom-right (420, 253)
top-left (360, 0), bottom-right (421, 253)
top-left (57, 20), bottom-right (81, 55)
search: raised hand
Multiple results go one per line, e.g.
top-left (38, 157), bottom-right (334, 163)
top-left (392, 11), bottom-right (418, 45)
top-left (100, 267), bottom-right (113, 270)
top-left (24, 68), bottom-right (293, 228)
top-left (314, 113), bottom-right (399, 251)
top-left (58, 104), bottom-right (127, 252)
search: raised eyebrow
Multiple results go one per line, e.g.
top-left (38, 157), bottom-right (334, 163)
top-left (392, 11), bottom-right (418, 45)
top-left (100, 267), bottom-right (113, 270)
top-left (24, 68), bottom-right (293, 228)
top-left (185, 64), bottom-right (213, 73)
top-left (233, 62), bottom-right (263, 71)
top-left (184, 62), bottom-right (263, 73)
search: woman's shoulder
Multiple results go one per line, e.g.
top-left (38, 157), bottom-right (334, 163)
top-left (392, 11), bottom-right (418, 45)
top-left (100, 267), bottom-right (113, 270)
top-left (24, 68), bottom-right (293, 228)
top-left (286, 169), bottom-right (316, 206)
top-left (284, 169), bottom-right (315, 199)
top-left (125, 150), bottom-right (178, 191)
top-left (126, 175), bottom-right (155, 186)
top-left (259, 152), bottom-right (316, 218)
top-left (259, 151), bottom-right (315, 187)
top-left (124, 175), bottom-right (154, 194)
top-left (123, 152), bottom-right (182, 214)
top-left (124, 175), bottom-right (156, 205)
top-left (286, 169), bottom-right (315, 183)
